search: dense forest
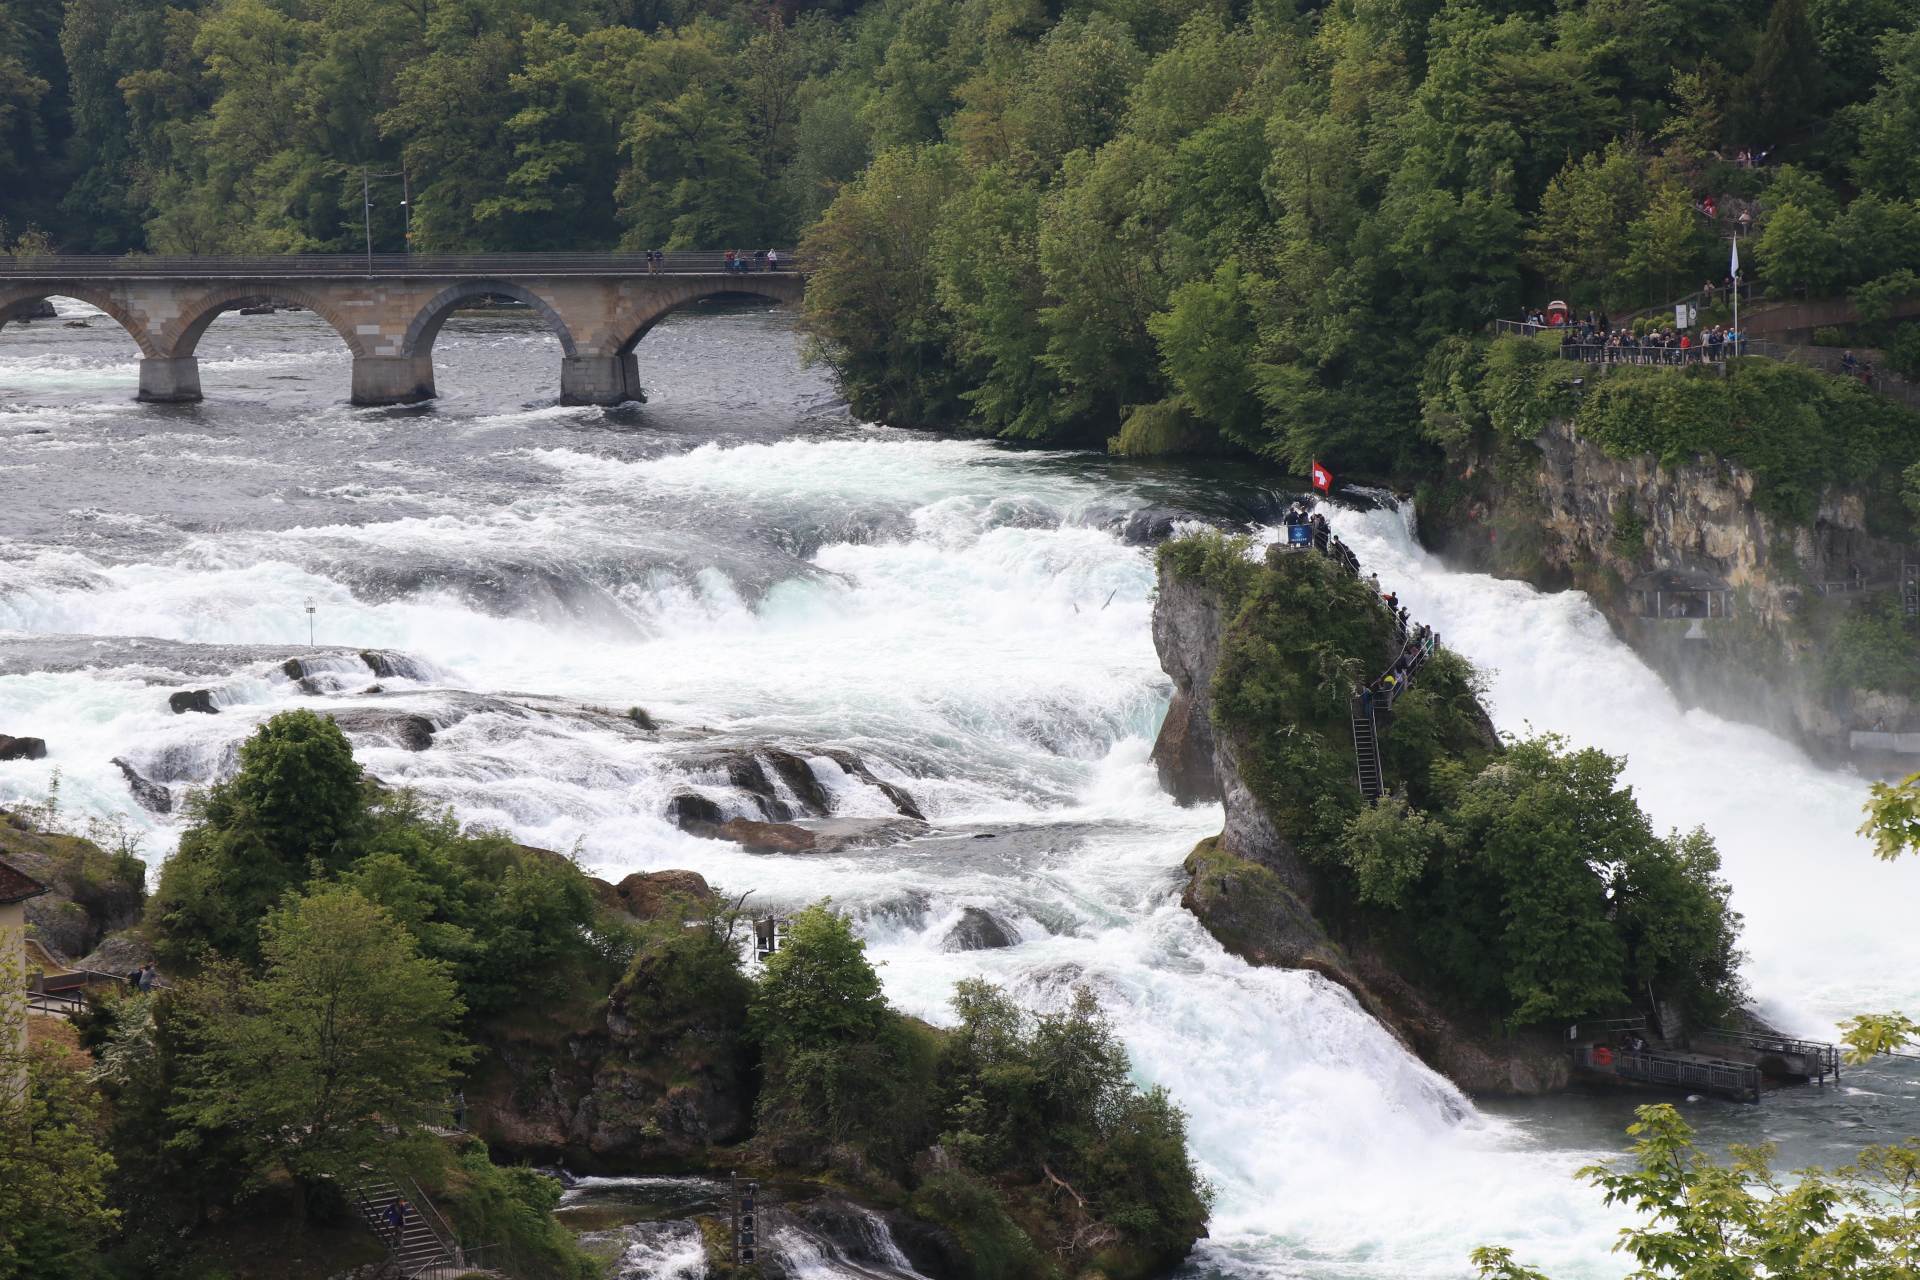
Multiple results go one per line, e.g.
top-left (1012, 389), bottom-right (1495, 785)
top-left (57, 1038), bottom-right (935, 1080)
top-left (2, 0), bottom-right (1918, 466)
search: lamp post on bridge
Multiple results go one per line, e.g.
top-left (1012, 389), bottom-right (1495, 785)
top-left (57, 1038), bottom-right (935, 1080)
top-left (361, 166), bottom-right (409, 275)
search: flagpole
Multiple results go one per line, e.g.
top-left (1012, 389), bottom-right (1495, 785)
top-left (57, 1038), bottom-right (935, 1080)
top-left (1731, 234), bottom-right (1741, 358)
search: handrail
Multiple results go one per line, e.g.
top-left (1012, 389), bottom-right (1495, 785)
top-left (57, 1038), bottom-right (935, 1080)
top-left (1574, 1043), bottom-right (1761, 1101)
top-left (1692, 1027), bottom-right (1841, 1069)
top-left (1492, 327), bottom-right (1920, 409)
top-left (402, 1173), bottom-right (462, 1259)
top-left (0, 251), bottom-right (811, 278)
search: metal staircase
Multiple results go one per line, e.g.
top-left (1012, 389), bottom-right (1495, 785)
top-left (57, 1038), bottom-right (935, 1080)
top-left (346, 1174), bottom-right (478, 1279)
top-left (1349, 696), bottom-right (1385, 801)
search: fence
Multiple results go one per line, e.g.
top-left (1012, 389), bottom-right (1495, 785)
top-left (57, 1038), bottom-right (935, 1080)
top-left (1491, 325), bottom-right (1920, 410)
top-left (1574, 1043), bottom-right (1761, 1102)
top-left (0, 251), bottom-right (810, 278)
top-left (1691, 1028), bottom-right (1841, 1081)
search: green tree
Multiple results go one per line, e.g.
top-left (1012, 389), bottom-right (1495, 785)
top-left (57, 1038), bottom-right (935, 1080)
top-left (0, 949), bottom-right (117, 1279)
top-left (1148, 259), bottom-right (1266, 450)
top-left (1038, 135), bottom-right (1180, 436)
top-left (936, 980), bottom-right (1210, 1267)
top-left (171, 887), bottom-right (469, 1217)
top-left (151, 709), bottom-right (366, 968)
top-left (750, 900), bottom-right (930, 1158)
top-left (1852, 28), bottom-right (1920, 200)
top-left (615, 25), bottom-right (764, 249)
top-left (1623, 182), bottom-right (1705, 308)
top-left (753, 899), bottom-right (888, 1045)
top-left (934, 163), bottom-right (1062, 438)
top-left (342, 794), bottom-right (601, 1018)
top-left (1757, 201), bottom-right (1839, 297)
top-left (799, 143), bottom-right (967, 428)
top-left (1728, 0), bottom-right (1826, 144)
top-left (1529, 144), bottom-right (1649, 309)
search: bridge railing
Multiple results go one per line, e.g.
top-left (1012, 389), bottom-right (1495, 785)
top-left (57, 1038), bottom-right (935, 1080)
top-left (0, 251), bottom-right (811, 278)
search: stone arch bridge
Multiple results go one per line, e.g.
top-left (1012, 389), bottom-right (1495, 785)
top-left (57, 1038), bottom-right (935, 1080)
top-left (0, 253), bottom-right (806, 405)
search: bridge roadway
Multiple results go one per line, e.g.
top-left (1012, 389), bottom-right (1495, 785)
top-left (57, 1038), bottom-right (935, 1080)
top-left (0, 252), bottom-right (806, 405)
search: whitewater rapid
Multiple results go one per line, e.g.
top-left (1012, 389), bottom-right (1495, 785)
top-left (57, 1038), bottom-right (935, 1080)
top-left (3, 297), bottom-right (1914, 1278)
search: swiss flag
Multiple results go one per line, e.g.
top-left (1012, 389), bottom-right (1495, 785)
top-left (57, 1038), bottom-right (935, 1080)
top-left (1310, 460), bottom-right (1332, 492)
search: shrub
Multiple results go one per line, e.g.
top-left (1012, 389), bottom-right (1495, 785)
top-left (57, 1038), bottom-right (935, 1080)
top-left (909, 1169), bottom-right (1036, 1280)
top-left (438, 1147), bottom-right (599, 1280)
top-left (936, 981), bottom-right (1210, 1267)
top-left (1824, 596), bottom-right (1920, 696)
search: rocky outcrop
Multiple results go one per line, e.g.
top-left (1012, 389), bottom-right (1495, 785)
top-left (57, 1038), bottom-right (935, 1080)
top-left (610, 869), bottom-right (714, 918)
top-left (0, 814), bottom-right (146, 963)
top-left (717, 818), bottom-right (819, 853)
top-left (1152, 567), bottom-right (1567, 1096)
top-left (168, 689), bottom-right (219, 714)
top-left (324, 708), bottom-right (436, 751)
top-left (1427, 418), bottom-right (1916, 764)
top-left (0, 735), bottom-right (48, 760)
top-left (1152, 566), bottom-right (1309, 899)
top-left (112, 758), bottom-right (172, 813)
top-left (939, 906), bottom-right (1016, 951)
top-left (1180, 840), bottom-right (1568, 1096)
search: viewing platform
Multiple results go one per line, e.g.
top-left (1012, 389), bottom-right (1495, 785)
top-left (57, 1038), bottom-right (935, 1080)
top-left (1569, 1018), bottom-right (1839, 1103)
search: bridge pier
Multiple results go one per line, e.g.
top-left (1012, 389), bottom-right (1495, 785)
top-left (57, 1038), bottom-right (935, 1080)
top-left (137, 357), bottom-right (201, 403)
top-left (560, 354), bottom-right (642, 406)
top-left (351, 356), bottom-right (435, 406)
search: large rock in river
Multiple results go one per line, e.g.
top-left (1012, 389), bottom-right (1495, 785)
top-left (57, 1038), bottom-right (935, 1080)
top-left (0, 735), bottom-right (48, 761)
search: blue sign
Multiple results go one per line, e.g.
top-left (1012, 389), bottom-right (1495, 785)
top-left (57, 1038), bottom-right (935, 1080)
top-left (1287, 523), bottom-right (1311, 546)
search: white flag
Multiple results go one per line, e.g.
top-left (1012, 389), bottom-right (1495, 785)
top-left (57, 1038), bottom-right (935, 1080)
top-left (1731, 237), bottom-right (1740, 277)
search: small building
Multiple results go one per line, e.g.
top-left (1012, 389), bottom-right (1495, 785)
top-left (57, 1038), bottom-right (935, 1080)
top-left (1629, 567), bottom-right (1734, 621)
top-left (1, 857), bottom-right (51, 1082)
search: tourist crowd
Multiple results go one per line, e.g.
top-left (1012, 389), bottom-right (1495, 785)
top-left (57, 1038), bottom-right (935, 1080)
top-left (1558, 322), bottom-right (1749, 365)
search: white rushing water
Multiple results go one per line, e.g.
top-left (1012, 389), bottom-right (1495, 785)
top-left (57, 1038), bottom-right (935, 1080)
top-left (4, 300), bottom-right (1914, 1279)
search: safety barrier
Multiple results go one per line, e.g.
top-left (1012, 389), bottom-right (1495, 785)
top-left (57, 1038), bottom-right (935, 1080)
top-left (1691, 1028), bottom-right (1841, 1081)
top-left (1575, 1043), bottom-right (1761, 1102)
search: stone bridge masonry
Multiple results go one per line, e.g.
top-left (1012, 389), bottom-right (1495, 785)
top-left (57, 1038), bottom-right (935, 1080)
top-left (0, 254), bottom-right (806, 406)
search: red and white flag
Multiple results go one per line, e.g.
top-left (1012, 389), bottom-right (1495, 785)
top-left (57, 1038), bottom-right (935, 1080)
top-left (1310, 460), bottom-right (1332, 492)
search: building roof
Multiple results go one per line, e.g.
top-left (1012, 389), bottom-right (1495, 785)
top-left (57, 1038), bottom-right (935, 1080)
top-left (1629, 567), bottom-right (1733, 594)
top-left (0, 857), bottom-right (50, 904)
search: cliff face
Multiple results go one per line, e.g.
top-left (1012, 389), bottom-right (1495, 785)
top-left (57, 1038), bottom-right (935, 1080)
top-left (470, 973), bottom-right (752, 1172)
top-left (1150, 558), bottom-right (1570, 1097)
top-left (1152, 572), bottom-right (1306, 898)
top-left (1427, 418), bottom-right (1917, 764)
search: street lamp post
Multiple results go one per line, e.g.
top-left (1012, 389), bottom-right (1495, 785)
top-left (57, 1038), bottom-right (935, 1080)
top-left (362, 166), bottom-right (410, 273)
top-left (305, 597), bottom-right (316, 648)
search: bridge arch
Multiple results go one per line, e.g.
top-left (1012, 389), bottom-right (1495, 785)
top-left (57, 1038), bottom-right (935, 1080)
top-left (403, 279), bottom-right (578, 359)
top-left (554, 279), bottom-right (801, 407)
top-left (0, 285), bottom-right (159, 358)
top-left (168, 284), bottom-right (365, 360)
top-left (609, 280), bottom-right (801, 355)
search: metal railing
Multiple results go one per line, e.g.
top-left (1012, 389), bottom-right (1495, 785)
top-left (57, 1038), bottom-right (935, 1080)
top-left (1575, 1043), bottom-right (1761, 1101)
top-left (0, 251), bottom-right (810, 278)
top-left (1493, 327), bottom-right (1920, 409)
top-left (1692, 1028), bottom-right (1841, 1079)
top-left (1615, 1049), bottom-right (1761, 1101)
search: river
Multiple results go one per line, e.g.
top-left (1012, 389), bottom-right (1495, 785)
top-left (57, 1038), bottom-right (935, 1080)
top-left (4, 297), bottom-right (1918, 1279)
